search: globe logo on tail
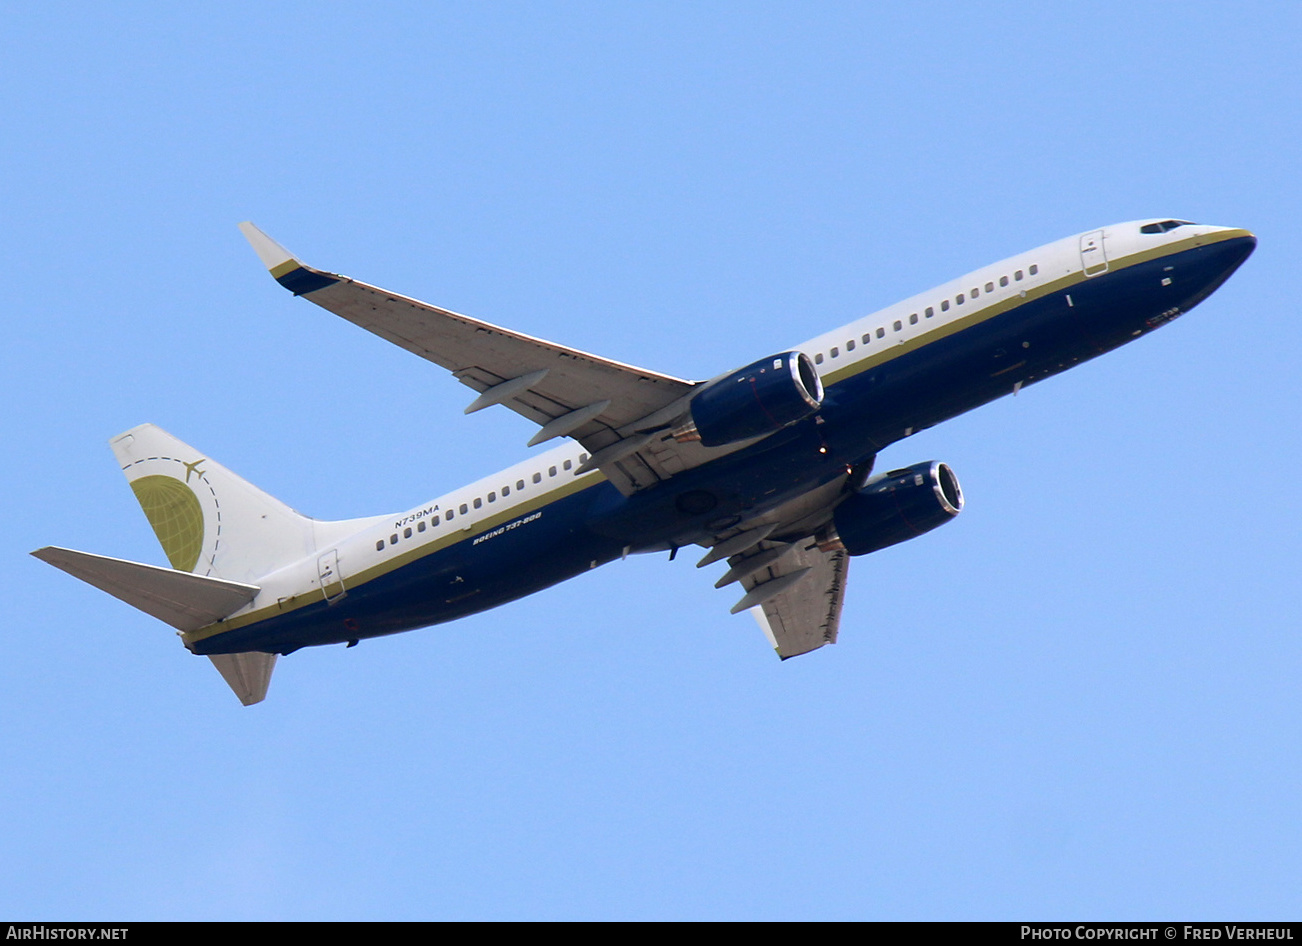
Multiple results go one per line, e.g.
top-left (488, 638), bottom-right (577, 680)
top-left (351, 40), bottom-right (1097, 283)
top-left (129, 466), bottom-right (207, 572)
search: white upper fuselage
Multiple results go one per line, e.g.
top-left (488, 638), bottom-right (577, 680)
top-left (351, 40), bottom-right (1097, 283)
top-left (223, 219), bottom-right (1251, 628)
top-left (799, 220), bottom-right (1243, 384)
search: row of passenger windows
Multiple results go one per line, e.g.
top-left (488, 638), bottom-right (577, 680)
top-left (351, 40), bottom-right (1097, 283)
top-left (812, 264), bottom-right (1039, 365)
top-left (375, 452), bottom-right (590, 551)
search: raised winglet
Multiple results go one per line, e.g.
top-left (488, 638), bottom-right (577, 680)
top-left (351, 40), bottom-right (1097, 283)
top-left (238, 222), bottom-right (296, 271)
top-left (238, 222), bottom-right (339, 295)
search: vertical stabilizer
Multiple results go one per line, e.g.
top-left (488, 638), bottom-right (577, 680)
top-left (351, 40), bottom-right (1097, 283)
top-left (110, 424), bottom-right (318, 585)
top-left (208, 653), bottom-right (278, 706)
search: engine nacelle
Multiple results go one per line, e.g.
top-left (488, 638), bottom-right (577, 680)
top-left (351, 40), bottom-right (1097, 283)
top-left (820, 461), bottom-right (963, 556)
top-left (676, 351), bottom-right (823, 448)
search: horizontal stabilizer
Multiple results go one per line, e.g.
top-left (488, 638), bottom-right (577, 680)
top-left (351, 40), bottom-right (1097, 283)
top-left (31, 547), bottom-right (259, 632)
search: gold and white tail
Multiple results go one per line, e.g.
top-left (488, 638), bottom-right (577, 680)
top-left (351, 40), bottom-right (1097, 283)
top-left (109, 423), bottom-right (323, 584)
top-left (33, 424), bottom-right (372, 706)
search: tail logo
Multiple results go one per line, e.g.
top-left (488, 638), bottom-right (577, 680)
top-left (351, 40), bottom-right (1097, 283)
top-left (122, 456), bottom-right (221, 574)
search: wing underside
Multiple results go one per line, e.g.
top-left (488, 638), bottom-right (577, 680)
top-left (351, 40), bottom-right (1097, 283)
top-left (239, 223), bottom-right (714, 493)
top-left (693, 475), bottom-right (855, 659)
top-left (738, 541), bottom-right (849, 659)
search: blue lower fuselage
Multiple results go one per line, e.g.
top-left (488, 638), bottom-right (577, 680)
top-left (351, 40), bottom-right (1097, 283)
top-left (194, 235), bottom-right (1254, 656)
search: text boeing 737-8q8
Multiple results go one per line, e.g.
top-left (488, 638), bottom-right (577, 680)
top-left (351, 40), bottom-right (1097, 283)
top-left (33, 219), bottom-right (1255, 704)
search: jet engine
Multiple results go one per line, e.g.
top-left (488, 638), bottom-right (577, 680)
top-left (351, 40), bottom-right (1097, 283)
top-left (819, 461), bottom-right (963, 556)
top-left (675, 351), bottom-right (823, 447)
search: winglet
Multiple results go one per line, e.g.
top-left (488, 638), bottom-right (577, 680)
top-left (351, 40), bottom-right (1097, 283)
top-left (238, 222), bottom-right (339, 295)
top-left (239, 221), bottom-right (297, 272)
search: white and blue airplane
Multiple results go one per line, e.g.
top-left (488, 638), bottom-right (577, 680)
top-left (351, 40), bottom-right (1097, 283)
top-left (34, 219), bottom-right (1255, 704)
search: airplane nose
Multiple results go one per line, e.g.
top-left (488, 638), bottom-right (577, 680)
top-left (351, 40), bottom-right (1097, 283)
top-left (1181, 230), bottom-right (1255, 311)
top-left (1220, 226), bottom-right (1256, 252)
top-left (1215, 231), bottom-right (1256, 274)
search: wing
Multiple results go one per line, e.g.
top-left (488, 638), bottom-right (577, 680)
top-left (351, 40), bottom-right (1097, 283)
top-left (748, 545), bottom-right (848, 658)
top-left (240, 223), bottom-right (708, 493)
top-left (706, 531), bottom-right (850, 660)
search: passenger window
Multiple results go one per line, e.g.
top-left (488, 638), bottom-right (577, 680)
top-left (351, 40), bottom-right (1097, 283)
top-left (418, 521), bottom-right (426, 533)
top-left (957, 293), bottom-right (965, 305)
top-left (376, 540), bottom-right (385, 552)
top-left (846, 339), bottom-right (855, 351)
top-left (1029, 264), bottom-right (1039, 275)
top-left (999, 276), bottom-right (1008, 287)
top-left (460, 503), bottom-right (468, 515)
top-left (563, 460), bottom-right (572, 471)
top-left (893, 320), bottom-right (902, 332)
top-left (389, 534), bottom-right (398, 545)
top-left (830, 347), bottom-right (839, 358)
top-left (971, 288), bottom-right (979, 298)
top-left (473, 498), bottom-right (482, 509)
top-left (579, 454), bottom-right (588, 466)
top-left (876, 327), bottom-right (885, 339)
top-left (501, 486), bottom-right (509, 497)
top-left (862, 333), bottom-right (872, 344)
top-left (941, 299), bottom-right (950, 311)
top-left (814, 353), bottom-right (824, 364)
top-left (909, 313), bottom-right (918, 325)
top-left (533, 472), bottom-right (542, 484)
top-left (446, 509), bottom-right (455, 521)
top-left (925, 307), bottom-right (934, 318)
top-left (487, 491), bottom-right (496, 503)
top-left (404, 527), bottom-right (412, 538)
top-left (548, 466), bottom-right (557, 477)
top-left (432, 515), bottom-right (440, 526)
top-left (517, 479), bottom-right (525, 490)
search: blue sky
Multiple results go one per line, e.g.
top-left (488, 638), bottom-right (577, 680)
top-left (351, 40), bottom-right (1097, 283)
top-left (3, 1), bottom-right (1299, 920)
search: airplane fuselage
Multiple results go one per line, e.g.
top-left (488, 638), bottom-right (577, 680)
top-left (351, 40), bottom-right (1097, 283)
top-left (183, 221), bottom-right (1255, 657)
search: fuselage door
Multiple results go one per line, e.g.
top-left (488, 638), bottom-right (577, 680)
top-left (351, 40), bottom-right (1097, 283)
top-left (1080, 230), bottom-right (1108, 277)
top-left (317, 549), bottom-right (347, 604)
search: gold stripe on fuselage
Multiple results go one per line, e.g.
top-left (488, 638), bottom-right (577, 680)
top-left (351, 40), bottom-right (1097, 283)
top-left (182, 467), bottom-right (607, 645)
top-left (187, 228), bottom-right (1249, 646)
top-left (816, 228), bottom-right (1247, 389)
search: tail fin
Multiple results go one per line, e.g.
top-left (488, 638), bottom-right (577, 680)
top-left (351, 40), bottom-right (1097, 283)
top-left (111, 423), bottom-right (323, 584)
top-left (37, 424), bottom-right (381, 706)
top-left (208, 653), bottom-right (278, 706)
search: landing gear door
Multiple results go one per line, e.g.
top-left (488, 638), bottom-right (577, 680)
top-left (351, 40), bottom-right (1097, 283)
top-left (317, 549), bottom-right (347, 604)
top-left (1080, 230), bottom-right (1108, 277)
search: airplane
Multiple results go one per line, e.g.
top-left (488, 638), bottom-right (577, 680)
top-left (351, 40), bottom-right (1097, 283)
top-left (33, 218), bottom-right (1255, 705)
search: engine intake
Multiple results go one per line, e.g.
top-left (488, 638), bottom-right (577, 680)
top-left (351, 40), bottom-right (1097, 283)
top-left (819, 461), bottom-right (963, 556)
top-left (675, 351), bottom-right (823, 448)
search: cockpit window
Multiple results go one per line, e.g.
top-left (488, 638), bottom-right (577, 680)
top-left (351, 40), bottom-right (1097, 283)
top-left (1140, 220), bottom-right (1195, 234)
